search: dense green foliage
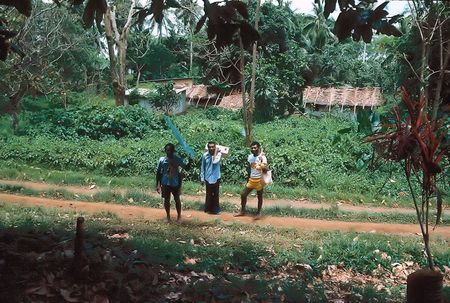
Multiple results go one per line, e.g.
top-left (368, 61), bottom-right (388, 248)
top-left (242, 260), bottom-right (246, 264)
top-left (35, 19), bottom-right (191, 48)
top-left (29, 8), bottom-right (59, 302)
top-left (1, 99), bottom-right (425, 201)
top-left (22, 105), bottom-right (163, 140)
top-left (0, 1), bottom-right (108, 103)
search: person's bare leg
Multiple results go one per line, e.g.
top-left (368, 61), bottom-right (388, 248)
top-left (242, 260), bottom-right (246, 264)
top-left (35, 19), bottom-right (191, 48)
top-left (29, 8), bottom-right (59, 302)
top-left (164, 195), bottom-right (171, 222)
top-left (173, 192), bottom-right (182, 221)
top-left (255, 189), bottom-right (263, 218)
top-left (236, 187), bottom-right (252, 216)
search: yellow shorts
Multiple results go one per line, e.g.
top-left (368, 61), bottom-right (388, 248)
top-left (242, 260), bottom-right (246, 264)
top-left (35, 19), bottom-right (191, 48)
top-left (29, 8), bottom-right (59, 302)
top-left (246, 178), bottom-right (263, 191)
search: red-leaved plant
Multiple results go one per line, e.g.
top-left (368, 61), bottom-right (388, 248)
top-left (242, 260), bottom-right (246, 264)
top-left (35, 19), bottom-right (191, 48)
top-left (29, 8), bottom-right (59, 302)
top-left (367, 87), bottom-right (449, 270)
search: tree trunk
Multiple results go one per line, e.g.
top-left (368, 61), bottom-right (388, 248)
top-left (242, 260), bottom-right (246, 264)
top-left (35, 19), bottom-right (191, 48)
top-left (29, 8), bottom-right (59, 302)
top-left (189, 38), bottom-right (193, 77)
top-left (248, 0), bottom-right (261, 145)
top-left (116, 38), bottom-right (127, 106)
top-left (103, 0), bottom-right (137, 107)
top-left (431, 27), bottom-right (450, 121)
top-left (418, 13), bottom-right (430, 104)
top-left (104, 7), bottom-right (120, 106)
top-left (9, 80), bottom-right (28, 110)
top-left (239, 37), bottom-right (251, 145)
top-left (5, 80), bottom-right (28, 130)
top-left (189, 16), bottom-right (194, 78)
top-left (136, 64), bottom-right (144, 87)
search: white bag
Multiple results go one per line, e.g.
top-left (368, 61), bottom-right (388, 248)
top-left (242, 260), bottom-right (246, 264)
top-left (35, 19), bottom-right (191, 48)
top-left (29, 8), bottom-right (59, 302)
top-left (204, 143), bottom-right (230, 157)
top-left (262, 170), bottom-right (273, 186)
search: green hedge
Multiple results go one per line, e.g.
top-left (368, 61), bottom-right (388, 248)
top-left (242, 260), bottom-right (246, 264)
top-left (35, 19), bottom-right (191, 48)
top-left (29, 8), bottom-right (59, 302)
top-left (23, 104), bottom-right (163, 140)
top-left (0, 106), bottom-right (418, 198)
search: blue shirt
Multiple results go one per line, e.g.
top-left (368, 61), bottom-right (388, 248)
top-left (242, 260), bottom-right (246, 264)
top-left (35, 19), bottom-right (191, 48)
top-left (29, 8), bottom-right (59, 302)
top-left (156, 155), bottom-right (187, 187)
top-left (200, 151), bottom-right (222, 184)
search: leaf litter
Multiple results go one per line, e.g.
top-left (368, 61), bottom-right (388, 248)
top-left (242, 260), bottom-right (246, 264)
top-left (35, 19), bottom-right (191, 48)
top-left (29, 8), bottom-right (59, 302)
top-left (0, 228), bottom-right (448, 302)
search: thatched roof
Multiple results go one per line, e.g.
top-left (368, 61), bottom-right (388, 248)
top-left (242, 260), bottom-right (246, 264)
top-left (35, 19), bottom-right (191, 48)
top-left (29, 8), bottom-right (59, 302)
top-left (218, 94), bottom-right (243, 110)
top-left (186, 85), bottom-right (217, 100)
top-left (303, 86), bottom-right (382, 108)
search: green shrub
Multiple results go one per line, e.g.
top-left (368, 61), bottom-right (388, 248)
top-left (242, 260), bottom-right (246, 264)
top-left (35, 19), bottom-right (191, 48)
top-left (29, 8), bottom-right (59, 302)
top-left (147, 82), bottom-right (178, 113)
top-left (22, 104), bottom-right (164, 140)
top-left (2, 106), bottom-right (435, 198)
top-left (127, 89), bottom-right (141, 106)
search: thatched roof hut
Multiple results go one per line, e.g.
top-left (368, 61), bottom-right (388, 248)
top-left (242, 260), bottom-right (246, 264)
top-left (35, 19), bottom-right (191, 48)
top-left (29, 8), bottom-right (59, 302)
top-left (218, 94), bottom-right (243, 110)
top-left (186, 84), bottom-right (209, 99)
top-left (186, 84), bottom-right (224, 107)
top-left (303, 86), bottom-right (383, 111)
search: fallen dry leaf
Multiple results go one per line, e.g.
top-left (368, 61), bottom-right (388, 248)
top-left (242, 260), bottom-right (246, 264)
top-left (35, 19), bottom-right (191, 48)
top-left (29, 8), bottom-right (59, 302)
top-left (60, 288), bottom-right (79, 302)
top-left (183, 256), bottom-right (199, 265)
top-left (152, 272), bottom-right (159, 286)
top-left (107, 233), bottom-right (131, 240)
top-left (166, 292), bottom-right (182, 300)
top-left (92, 294), bottom-right (110, 303)
top-left (295, 263), bottom-right (313, 271)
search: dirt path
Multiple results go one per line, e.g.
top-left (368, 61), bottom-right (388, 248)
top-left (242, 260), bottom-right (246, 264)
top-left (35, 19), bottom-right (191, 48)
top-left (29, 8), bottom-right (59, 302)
top-left (1, 192), bottom-right (449, 238)
top-left (0, 179), bottom-right (425, 215)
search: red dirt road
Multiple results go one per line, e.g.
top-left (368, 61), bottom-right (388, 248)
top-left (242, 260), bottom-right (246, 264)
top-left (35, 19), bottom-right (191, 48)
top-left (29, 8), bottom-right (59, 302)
top-left (0, 179), bottom-right (427, 215)
top-left (1, 193), bottom-right (449, 238)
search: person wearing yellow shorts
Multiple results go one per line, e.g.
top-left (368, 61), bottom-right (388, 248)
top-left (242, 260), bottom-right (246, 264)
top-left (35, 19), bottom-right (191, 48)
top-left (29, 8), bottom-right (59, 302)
top-left (236, 141), bottom-right (268, 217)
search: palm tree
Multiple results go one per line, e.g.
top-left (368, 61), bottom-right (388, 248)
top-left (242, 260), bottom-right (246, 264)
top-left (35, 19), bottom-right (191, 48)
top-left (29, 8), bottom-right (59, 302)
top-left (175, 0), bottom-right (202, 77)
top-left (302, 0), bottom-right (335, 52)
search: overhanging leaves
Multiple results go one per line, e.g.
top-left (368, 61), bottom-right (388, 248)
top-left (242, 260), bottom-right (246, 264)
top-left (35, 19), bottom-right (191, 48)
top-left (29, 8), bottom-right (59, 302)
top-left (229, 0), bottom-right (249, 19)
top-left (150, 0), bottom-right (165, 23)
top-left (82, 0), bottom-right (107, 28)
top-left (328, 0), bottom-right (403, 42)
top-left (324, 0), bottom-right (337, 18)
top-left (368, 1), bottom-right (389, 23)
top-left (0, 0), bottom-right (32, 17)
top-left (194, 15), bottom-right (207, 34)
top-left (377, 21), bottom-right (402, 37)
top-left (240, 21), bottom-right (260, 48)
top-left (334, 9), bottom-right (358, 42)
top-left (195, 0), bottom-right (259, 49)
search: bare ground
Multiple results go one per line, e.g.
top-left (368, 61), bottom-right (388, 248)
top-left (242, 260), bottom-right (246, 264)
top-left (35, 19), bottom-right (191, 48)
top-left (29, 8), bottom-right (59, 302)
top-left (0, 192), bottom-right (449, 238)
top-left (0, 179), bottom-right (430, 215)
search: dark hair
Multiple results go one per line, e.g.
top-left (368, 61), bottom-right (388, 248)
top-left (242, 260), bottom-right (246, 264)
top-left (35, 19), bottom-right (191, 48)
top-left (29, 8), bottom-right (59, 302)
top-left (250, 141), bottom-right (260, 148)
top-left (207, 141), bottom-right (216, 146)
top-left (164, 143), bottom-right (175, 151)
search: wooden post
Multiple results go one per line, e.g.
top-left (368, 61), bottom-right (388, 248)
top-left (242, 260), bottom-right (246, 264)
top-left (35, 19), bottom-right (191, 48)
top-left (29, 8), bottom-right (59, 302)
top-left (72, 217), bottom-right (85, 276)
top-left (204, 95), bottom-right (211, 108)
top-left (328, 87), bottom-right (334, 112)
top-left (313, 88), bottom-right (320, 105)
top-left (214, 94), bottom-right (221, 106)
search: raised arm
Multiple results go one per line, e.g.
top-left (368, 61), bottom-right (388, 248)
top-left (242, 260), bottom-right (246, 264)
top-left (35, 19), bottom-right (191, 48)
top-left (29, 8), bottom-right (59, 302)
top-left (176, 155), bottom-right (192, 171)
top-left (212, 151), bottom-right (222, 164)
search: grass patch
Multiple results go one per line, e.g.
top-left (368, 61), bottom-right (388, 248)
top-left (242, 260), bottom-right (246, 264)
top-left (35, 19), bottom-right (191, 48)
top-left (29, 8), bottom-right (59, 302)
top-left (1, 182), bottom-right (449, 225)
top-left (0, 202), bottom-right (448, 275)
top-left (0, 159), bottom-right (428, 209)
top-left (0, 202), bottom-right (448, 301)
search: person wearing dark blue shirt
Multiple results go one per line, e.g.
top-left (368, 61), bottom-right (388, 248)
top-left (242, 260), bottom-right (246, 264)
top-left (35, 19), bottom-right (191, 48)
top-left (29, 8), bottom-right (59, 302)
top-left (200, 141), bottom-right (222, 214)
top-left (156, 143), bottom-right (191, 221)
